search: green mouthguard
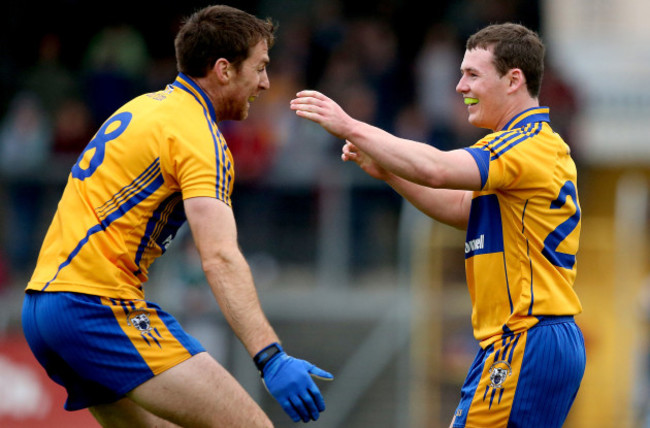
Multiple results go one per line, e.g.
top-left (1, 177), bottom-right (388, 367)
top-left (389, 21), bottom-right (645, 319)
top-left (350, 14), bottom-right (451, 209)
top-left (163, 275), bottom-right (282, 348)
top-left (464, 97), bottom-right (479, 105)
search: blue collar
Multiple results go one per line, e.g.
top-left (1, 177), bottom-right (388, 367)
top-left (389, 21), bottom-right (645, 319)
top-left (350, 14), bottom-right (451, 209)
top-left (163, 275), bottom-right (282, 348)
top-left (170, 73), bottom-right (218, 123)
top-left (503, 106), bottom-right (550, 131)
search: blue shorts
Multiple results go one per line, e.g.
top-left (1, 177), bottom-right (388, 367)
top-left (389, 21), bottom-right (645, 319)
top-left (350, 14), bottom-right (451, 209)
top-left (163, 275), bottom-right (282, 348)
top-left (452, 316), bottom-right (586, 428)
top-left (22, 291), bottom-right (205, 410)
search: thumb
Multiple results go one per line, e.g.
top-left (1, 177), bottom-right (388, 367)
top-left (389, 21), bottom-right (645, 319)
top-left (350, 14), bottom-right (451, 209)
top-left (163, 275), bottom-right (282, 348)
top-left (309, 365), bottom-right (334, 381)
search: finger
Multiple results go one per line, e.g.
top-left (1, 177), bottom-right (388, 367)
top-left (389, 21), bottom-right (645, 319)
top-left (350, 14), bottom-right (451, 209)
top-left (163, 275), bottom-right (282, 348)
top-left (301, 391), bottom-right (320, 421)
top-left (289, 99), bottom-right (316, 111)
top-left (289, 395), bottom-right (310, 422)
top-left (281, 399), bottom-right (301, 422)
top-left (294, 109), bottom-right (319, 121)
top-left (296, 89), bottom-right (324, 99)
top-left (308, 386), bottom-right (326, 412)
top-left (309, 366), bottom-right (334, 380)
top-left (342, 145), bottom-right (357, 157)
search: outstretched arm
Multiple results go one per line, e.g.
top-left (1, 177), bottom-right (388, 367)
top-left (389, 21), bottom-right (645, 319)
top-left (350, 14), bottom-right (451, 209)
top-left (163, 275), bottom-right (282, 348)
top-left (290, 90), bottom-right (482, 192)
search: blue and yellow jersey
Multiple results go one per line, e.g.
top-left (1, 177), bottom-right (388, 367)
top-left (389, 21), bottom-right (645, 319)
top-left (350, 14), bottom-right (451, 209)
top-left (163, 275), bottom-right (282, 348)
top-left (27, 73), bottom-right (234, 300)
top-left (463, 107), bottom-right (582, 348)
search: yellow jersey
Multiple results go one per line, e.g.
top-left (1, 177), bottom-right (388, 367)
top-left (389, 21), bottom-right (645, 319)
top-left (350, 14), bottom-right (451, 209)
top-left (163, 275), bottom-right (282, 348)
top-left (463, 107), bottom-right (582, 348)
top-left (27, 74), bottom-right (234, 300)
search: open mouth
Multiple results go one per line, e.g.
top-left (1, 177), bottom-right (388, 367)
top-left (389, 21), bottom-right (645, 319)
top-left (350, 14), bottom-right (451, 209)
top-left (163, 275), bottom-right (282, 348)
top-left (464, 97), bottom-right (479, 106)
top-left (248, 96), bottom-right (256, 103)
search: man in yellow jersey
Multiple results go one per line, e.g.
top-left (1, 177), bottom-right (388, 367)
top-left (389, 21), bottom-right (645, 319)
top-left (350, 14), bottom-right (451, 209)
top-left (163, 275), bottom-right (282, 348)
top-left (291, 23), bottom-right (585, 428)
top-left (22, 5), bottom-right (332, 427)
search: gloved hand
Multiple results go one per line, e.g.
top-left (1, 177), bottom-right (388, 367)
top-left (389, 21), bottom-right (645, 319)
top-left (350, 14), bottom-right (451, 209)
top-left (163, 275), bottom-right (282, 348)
top-left (254, 343), bottom-right (333, 422)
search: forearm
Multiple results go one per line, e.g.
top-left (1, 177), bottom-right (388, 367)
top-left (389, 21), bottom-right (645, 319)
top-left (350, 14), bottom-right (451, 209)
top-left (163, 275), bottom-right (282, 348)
top-left (291, 91), bottom-right (481, 190)
top-left (202, 249), bottom-right (279, 357)
top-left (345, 120), bottom-right (446, 187)
top-left (385, 174), bottom-right (472, 230)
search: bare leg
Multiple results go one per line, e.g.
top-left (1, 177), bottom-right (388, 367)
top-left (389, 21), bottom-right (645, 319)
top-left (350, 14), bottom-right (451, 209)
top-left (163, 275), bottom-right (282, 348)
top-left (90, 398), bottom-right (181, 428)
top-left (90, 352), bottom-right (273, 428)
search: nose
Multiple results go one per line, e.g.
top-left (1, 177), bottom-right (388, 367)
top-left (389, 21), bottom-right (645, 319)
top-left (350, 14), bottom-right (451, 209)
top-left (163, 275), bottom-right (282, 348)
top-left (456, 77), bottom-right (467, 94)
top-left (456, 75), bottom-right (467, 94)
top-left (260, 70), bottom-right (270, 90)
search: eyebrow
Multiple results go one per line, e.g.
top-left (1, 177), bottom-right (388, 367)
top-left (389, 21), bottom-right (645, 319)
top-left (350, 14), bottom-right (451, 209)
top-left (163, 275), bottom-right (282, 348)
top-left (460, 66), bottom-right (480, 74)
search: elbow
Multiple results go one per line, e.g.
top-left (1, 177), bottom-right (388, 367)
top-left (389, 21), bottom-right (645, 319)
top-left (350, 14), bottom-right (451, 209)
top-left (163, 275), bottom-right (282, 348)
top-left (200, 247), bottom-right (243, 276)
top-left (448, 217), bottom-right (469, 231)
top-left (420, 164), bottom-right (450, 189)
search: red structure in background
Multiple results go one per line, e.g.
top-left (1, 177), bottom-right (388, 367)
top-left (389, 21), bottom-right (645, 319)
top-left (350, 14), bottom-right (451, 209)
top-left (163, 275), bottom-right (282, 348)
top-left (0, 334), bottom-right (98, 428)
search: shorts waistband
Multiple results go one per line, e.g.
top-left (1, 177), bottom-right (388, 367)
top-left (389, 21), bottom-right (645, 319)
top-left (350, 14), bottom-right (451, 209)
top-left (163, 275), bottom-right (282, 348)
top-left (536, 315), bottom-right (575, 326)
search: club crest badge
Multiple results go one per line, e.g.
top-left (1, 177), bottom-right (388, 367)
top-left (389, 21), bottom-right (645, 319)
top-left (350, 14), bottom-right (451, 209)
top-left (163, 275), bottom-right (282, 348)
top-left (126, 308), bottom-right (163, 348)
top-left (488, 360), bottom-right (512, 389)
top-left (127, 309), bottom-right (153, 333)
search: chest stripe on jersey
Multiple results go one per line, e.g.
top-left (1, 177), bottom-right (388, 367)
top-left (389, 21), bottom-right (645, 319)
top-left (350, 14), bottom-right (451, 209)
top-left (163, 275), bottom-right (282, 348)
top-left (41, 167), bottom-right (165, 291)
top-left (96, 159), bottom-right (162, 220)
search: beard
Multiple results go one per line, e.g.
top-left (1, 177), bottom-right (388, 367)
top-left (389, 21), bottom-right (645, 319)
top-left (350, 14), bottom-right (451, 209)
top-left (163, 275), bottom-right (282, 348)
top-left (221, 96), bottom-right (250, 121)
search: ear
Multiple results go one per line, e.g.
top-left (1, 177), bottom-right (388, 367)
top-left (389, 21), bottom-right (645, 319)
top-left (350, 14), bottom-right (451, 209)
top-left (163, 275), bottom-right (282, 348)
top-left (506, 68), bottom-right (526, 95)
top-left (214, 58), bottom-right (232, 84)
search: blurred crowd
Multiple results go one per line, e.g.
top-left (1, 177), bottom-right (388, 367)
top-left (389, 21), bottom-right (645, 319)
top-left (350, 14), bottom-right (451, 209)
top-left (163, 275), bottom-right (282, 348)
top-left (0, 0), bottom-right (580, 294)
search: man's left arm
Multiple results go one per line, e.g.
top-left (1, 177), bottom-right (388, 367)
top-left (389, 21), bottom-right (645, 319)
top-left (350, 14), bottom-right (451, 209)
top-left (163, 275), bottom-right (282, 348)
top-left (183, 196), bottom-right (333, 422)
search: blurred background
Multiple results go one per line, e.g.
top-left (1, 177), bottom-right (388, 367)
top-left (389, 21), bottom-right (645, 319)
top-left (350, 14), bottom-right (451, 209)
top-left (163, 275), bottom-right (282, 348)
top-left (0, 0), bottom-right (648, 426)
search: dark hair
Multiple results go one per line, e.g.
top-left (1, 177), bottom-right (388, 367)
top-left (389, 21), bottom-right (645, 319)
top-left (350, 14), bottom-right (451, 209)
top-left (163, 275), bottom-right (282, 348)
top-left (174, 5), bottom-right (276, 77)
top-left (466, 23), bottom-right (545, 98)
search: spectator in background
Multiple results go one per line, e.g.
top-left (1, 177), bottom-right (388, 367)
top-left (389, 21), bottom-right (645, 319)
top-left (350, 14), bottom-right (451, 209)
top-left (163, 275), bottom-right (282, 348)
top-left (539, 62), bottom-right (580, 162)
top-left (414, 23), bottom-right (463, 149)
top-left (82, 21), bottom-right (150, 127)
top-left (352, 19), bottom-right (402, 131)
top-left (0, 92), bottom-right (52, 273)
top-left (22, 33), bottom-right (79, 119)
top-left (304, 1), bottom-right (347, 89)
top-left (51, 98), bottom-right (95, 166)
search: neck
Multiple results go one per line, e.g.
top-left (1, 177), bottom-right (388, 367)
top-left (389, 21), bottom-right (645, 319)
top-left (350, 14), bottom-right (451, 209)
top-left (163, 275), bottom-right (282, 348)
top-left (190, 75), bottom-right (221, 120)
top-left (494, 97), bottom-right (539, 131)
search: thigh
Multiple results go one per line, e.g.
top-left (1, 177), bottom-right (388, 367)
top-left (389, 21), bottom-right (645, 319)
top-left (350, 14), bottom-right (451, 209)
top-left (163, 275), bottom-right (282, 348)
top-left (128, 352), bottom-right (273, 428)
top-left (90, 398), bottom-right (182, 428)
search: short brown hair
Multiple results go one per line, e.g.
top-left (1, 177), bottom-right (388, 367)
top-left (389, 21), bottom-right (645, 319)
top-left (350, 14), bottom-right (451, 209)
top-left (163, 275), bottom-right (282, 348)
top-left (175, 5), bottom-right (276, 77)
top-left (466, 23), bottom-right (545, 98)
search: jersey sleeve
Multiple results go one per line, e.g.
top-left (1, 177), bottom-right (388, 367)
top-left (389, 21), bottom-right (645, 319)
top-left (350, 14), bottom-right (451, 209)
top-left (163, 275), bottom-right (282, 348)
top-left (161, 120), bottom-right (234, 206)
top-left (465, 126), bottom-right (556, 193)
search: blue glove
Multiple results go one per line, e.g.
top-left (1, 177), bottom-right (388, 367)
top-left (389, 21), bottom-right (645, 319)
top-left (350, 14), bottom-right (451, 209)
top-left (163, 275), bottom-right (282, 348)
top-left (254, 343), bottom-right (333, 422)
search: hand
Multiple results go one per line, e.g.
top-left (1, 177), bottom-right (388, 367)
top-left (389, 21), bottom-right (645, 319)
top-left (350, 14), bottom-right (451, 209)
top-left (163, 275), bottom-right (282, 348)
top-left (255, 344), bottom-right (333, 422)
top-left (342, 140), bottom-right (390, 181)
top-left (290, 90), bottom-right (355, 140)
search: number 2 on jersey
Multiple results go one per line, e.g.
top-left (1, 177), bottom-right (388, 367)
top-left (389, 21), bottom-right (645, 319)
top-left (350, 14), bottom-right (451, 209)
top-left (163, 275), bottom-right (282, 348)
top-left (72, 112), bottom-right (132, 180)
top-left (542, 180), bottom-right (580, 269)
